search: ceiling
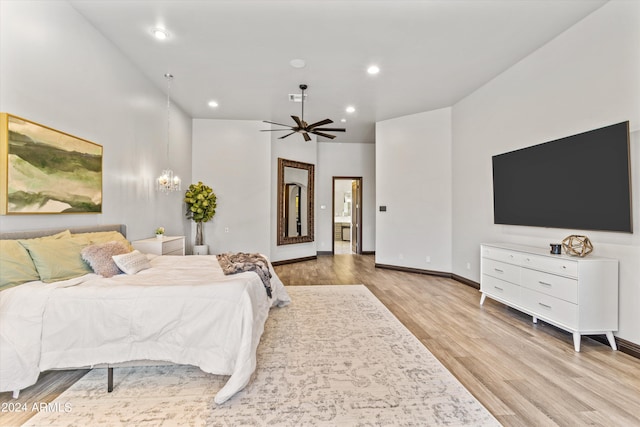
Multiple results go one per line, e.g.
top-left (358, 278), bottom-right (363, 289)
top-left (69, 0), bottom-right (606, 143)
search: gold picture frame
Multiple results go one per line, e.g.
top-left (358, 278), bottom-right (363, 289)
top-left (0, 113), bottom-right (103, 215)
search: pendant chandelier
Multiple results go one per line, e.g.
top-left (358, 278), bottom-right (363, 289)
top-left (157, 73), bottom-right (181, 193)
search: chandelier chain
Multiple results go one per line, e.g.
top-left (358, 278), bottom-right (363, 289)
top-left (165, 73), bottom-right (173, 163)
top-left (157, 73), bottom-right (180, 193)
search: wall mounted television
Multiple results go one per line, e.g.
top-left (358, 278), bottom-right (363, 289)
top-left (492, 121), bottom-right (632, 233)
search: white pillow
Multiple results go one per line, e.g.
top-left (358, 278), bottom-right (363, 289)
top-left (112, 250), bottom-right (151, 275)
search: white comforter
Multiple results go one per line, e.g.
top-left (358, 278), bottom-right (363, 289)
top-left (0, 255), bottom-right (290, 404)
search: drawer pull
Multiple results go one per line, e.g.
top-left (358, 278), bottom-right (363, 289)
top-left (494, 286), bottom-right (504, 291)
top-left (538, 281), bottom-right (552, 287)
top-left (538, 302), bottom-right (552, 309)
top-left (494, 268), bottom-right (504, 273)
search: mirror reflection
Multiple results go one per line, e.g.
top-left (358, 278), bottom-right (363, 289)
top-left (278, 158), bottom-right (314, 245)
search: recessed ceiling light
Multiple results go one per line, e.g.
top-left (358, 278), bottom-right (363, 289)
top-left (208, 100), bottom-right (219, 108)
top-left (340, 118), bottom-right (347, 123)
top-left (346, 106), bottom-right (356, 114)
top-left (367, 65), bottom-right (380, 75)
top-left (152, 28), bottom-right (169, 40)
top-left (290, 59), bottom-right (306, 69)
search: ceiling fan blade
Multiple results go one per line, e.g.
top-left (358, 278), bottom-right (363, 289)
top-left (314, 127), bottom-right (346, 132)
top-left (278, 132), bottom-right (296, 139)
top-left (291, 116), bottom-right (304, 128)
top-left (310, 131), bottom-right (336, 139)
top-left (260, 129), bottom-right (295, 132)
top-left (263, 120), bottom-right (294, 128)
top-left (306, 118), bottom-right (333, 129)
top-left (302, 132), bottom-right (311, 142)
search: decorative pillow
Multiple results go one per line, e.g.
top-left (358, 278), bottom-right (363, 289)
top-left (81, 241), bottom-right (131, 277)
top-left (112, 250), bottom-right (151, 275)
top-left (0, 240), bottom-right (40, 291)
top-left (19, 237), bottom-right (92, 283)
top-left (72, 231), bottom-right (134, 251)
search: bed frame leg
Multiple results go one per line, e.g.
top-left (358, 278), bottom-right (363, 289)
top-left (108, 367), bottom-right (113, 392)
top-left (12, 390), bottom-right (20, 399)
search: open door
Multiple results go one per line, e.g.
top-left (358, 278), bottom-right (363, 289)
top-left (351, 179), bottom-right (362, 254)
top-left (332, 177), bottom-right (363, 255)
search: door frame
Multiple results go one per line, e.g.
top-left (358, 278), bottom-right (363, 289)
top-left (332, 176), bottom-right (363, 255)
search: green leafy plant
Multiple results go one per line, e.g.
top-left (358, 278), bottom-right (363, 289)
top-left (184, 181), bottom-right (217, 245)
top-left (155, 227), bottom-right (165, 235)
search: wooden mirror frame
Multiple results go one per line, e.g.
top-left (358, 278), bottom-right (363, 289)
top-left (277, 158), bottom-right (314, 245)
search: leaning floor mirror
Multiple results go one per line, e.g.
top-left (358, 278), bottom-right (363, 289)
top-left (277, 158), bottom-right (314, 245)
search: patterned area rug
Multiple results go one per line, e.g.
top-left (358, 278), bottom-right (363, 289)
top-left (24, 285), bottom-right (500, 426)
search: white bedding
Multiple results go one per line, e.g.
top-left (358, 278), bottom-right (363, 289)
top-left (0, 254), bottom-right (290, 404)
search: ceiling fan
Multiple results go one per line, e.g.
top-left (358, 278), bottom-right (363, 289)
top-left (262, 84), bottom-right (346, 141)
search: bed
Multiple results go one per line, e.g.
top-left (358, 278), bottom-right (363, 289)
top-left (0, 224), bottom-right (290, 404)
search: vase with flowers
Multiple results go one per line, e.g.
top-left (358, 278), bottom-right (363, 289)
top-left (155, 227), bottom-right (165, 239)
top-left (184, 181), bottom-right (217, 255)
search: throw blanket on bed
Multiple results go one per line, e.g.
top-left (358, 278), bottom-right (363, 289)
top-left (217, 253), bottom-right (272, 298)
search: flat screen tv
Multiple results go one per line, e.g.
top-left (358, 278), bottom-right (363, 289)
top-left (492, 121), bottom-right (632, 233)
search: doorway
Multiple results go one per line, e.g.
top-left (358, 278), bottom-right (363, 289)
top-left (332, 177), bottom-right (362, 255)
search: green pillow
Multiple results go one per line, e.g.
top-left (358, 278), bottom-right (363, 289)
top-left (0, 230), bottom-right (71, 290)
top-left (19, 237), bottom-right (92, 283)
top-left (0, 240), bottom-right (40, 291)
top-left (72, 231), bottom-right (133, 251)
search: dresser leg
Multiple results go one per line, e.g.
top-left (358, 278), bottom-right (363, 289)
top-left (573, 332), bottom-right (581, 352)
top-left (605, 332), bottom-right (617, 350)
top-left (480, 293), bottom-right (486, 306)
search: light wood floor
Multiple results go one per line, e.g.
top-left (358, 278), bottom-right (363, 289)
top-left (275, 255), bottom-right (640, 426)
top-left (2, 254), bottom-right (639, 426)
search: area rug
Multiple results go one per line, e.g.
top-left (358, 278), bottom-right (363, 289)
top-left (24, 285), bottom-right (500, 426)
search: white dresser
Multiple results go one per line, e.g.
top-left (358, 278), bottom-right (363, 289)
top-left (131, 236), bottom-right (185, 256)
top-left (480, 243), bottom-right (618, 352)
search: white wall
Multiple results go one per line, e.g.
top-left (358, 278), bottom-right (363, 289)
top-left (376, 108), bottom-right (452, 272)
top-left (452, 1), bottom-right (640, 343)
top-left (0, 0), bottom-right (192, 241)
top-left (191, 123), bottom-right (376, 261)
top-left (191, 119), bottom-right (271, 255)
top-left (317, 142), bottom-right (376, 253)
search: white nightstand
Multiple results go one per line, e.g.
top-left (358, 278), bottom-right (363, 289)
top-left (131, 236), bottom-right (185, 256)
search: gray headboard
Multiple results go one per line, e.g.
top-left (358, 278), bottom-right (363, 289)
top-left (0, 224), bottom-right (127, 240)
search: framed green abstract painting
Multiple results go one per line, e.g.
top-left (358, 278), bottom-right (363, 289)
top-left (0, 113), bottom-right (102, 214)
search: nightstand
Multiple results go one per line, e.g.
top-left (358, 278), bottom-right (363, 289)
top-left (131, 236), bottom-right (185, 256)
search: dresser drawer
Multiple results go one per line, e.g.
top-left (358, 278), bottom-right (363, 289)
top-left (164, 248), bottom-right (184, 256)
top-left (481, 275), bottom-right (521, 305)
top-left (482, 246), bottom-right (521, 265)
top-left (482, 258), bottom-right (520, 284)
top-left (163, 238), bottom-right (184, 254)
top-left (521, 268), bottom-right (578, 303)
top-left (520, 287), bottom-right (578, 328)
top-left (521, 254), bottom-right (577, 278)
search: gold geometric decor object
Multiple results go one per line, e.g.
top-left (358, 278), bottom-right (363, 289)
top-left (562, 235), bottom-right (593, 257)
